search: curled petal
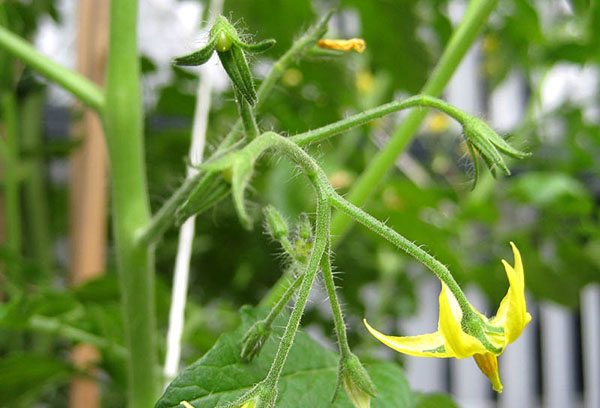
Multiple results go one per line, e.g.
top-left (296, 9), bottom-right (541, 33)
top-left (438, 285), bottom-right (489, 358)
top-left (363, 320), bottom-right (453, 357)
top-left (490, 242), bottom-right (532, 344)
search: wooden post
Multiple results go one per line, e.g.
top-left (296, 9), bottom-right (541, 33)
top-left (68, 1), bottom-right (109, 407)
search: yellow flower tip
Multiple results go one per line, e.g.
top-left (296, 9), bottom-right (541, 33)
top-left (473, 353), bottom-right (503, 393)
top-left (180, 401), bottom-right (194, 408)
top-left (318, 38), bottom-right (366, 53)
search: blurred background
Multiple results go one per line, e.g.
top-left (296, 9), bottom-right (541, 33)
top-left (0, 0), bottom-right (599, 407)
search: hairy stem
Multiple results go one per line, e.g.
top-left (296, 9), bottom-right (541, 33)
top-left (320, 247), bottom-right (352, 358)
top-left (0, 25), bottom-right (105, 112)
top-left (264, 195), bottom-right (330, 387)
top-left (104, 1), bottom-right (157, 406)
top-left (328, 192), bottom-right (472, 313)
top-left (291, 95), bottom-right (469, 147)
top-left (263, 268), bottom-right (304, 327)
top-left (235, 87), bottom-right (259, 140)
top-left (330, 0), bottom-right (498, 240)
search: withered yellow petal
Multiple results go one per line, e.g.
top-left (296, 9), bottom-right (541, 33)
top-left (363, 319), bottom-right (453, 357)
top-left (438, 284), bottom-right (488, 358)
top-left (490, 242), bottom-right (531, 344)
top-left (473, 353), bottom-right (503, 393)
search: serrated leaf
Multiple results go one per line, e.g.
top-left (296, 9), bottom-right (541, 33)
top-left (156, 307), bottom-right (414, 408)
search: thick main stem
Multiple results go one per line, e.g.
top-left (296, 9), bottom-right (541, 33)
top-left (330, 0), bottom-right (498, 240)
top-left (104, 1), bottom-right (157, 407)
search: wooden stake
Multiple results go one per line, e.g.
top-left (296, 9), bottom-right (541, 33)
top-left (69, 1), bottom-right (109, 407)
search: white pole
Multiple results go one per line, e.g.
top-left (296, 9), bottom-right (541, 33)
top-left (163, 0), bottom-right (224, 384)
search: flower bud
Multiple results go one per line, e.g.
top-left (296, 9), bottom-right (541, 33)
top-left (264, 205), bottom-right (289, 240)
top-left (337, 354), bottom-right (377, 408)
top-left (297, 213), bottom-right (312, 240)
top-left (240, 320), bottom-right (271, 362)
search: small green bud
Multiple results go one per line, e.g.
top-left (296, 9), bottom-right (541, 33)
top-left (461, 116), bottom-right (530, 188)
top-left (240, 320), bottom-right (271, 362)
top-left (264, 205), bottom-right (289, 240)
top-left (336, 354), bottom-right (377, 408)
top-left (216, 30), bottom-right (233, 52)
top-left (297, 213), bottom-right (312, 240)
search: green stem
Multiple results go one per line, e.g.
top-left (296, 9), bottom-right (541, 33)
top-left (104, 1), bottom-right (157, 407)
top-left (0, 25), bottom-right (105, 112)
top-left (235, 87), bottom-right (259, 139)
top-left (328, 192), bottom-right (472, 314)
top-left (262, 267), bottom-right (304, 327)
top-left (21, 91), bottom-right (53, 280)
top-left (320, 247), bottom-right (352, 358)
top-left (264, 195), bottom-right (330, 388)
top-left (28, 315), bottom-right (128, 360)
top-left (1, 91), bottom-right (21, 276)
top-left (290, 95), bottom-right (468, 147)
top-left (330, 0), bottom-right (498, 241)
top-left (135, 171), bottom-right (205, 246)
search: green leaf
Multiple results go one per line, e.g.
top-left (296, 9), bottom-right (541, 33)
top-left (415, 392), bottom-right (459, 408)
top-left (0, 353), bottom-right (73, 407)
top-left (156, 307), bottom-right (414, 408)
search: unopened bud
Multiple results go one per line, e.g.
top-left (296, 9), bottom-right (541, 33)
top-left (337, 354), bottom-right (376, 408)
top-left (264, 205), bottom-right (289, 240)
top-left (240, 320), bottom-right (271, 362)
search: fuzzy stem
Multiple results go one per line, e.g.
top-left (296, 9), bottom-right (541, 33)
top-left (235, 87), bottom-right (259, 139)
top-left (263, 268), bottom-right (304, 327)
top-left (329, 0), bottom-right (498, 240)
top-left (0, 25), bottom-right (105, 112)
top-left (320, 247), bottom-right (352, 358)
top-left (328, 192), bottom-right (472, 313)
top-left (291, 95), bottom-right (469, 147)
top-left (104, 1), bottom-right (157, 406)
top-left (264, 195), bottom-right (330, 387)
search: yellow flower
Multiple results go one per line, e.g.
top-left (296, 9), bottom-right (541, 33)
top-left (364, 242), bottom-right (531, 392)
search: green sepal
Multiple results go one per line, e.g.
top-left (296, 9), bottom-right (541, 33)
top-left (231, 45), bottom-right (257, 106)
top-left (231, 157), bottom-right (255, 230)
top-left (218, 49), bottom-right (257, 106)
top-left (465, 141), bottom-right (480, 190)
top-left (173, 37), bottom-right (217, 66)
top-left (175, 177), bottom-right (230, 223)
top-left (240, 319), bottom-right (271, 362)
top-left (264, 205), bottom-right (289, 239)
top-left (236, 38), bottom-right (276, 53)
top-left (464, 120), bottom-right (510, 176)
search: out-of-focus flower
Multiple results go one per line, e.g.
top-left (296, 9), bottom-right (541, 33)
top-left (318, 38), bottom-right (366, 53)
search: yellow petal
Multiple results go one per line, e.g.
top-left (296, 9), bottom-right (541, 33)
top-left (473, 353), bottom-right (503, 393)
top-left (490, 242), bottom-right (531, 344)
top-left (363, 319), bottom-right (453, 357)
top-left (438, 284), bottom-right (488, 358)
